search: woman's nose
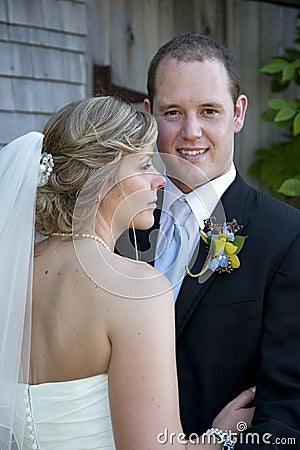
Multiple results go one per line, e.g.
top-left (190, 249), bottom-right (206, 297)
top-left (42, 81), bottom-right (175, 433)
top-left (152, 171), bottom-right (166, 190)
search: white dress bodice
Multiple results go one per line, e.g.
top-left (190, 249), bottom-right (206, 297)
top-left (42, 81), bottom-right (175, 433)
top-left (14, 374), bottom-right (115, 449)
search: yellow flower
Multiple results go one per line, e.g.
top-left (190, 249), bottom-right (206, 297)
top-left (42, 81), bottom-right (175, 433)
top-left (186, 218), bottom-right (246, 278)
top-left (229, 253), bottom-right (240, 268)
top-left (224, 242), bottom-right (238, 254)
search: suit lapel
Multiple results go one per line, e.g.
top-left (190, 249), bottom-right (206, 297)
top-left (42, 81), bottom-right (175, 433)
top-left (175, 174), bottom-right (252, 337)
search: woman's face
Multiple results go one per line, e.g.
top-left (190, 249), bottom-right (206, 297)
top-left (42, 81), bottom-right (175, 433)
top-left (99, 147), bottom-right (166, 237)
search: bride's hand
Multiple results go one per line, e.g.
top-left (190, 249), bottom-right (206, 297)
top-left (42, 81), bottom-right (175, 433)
top-left (212, 388), bottom-right (255, 433)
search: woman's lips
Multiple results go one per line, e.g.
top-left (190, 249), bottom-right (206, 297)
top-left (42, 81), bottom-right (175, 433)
top-left (147, 201), bottom-right (157, 208)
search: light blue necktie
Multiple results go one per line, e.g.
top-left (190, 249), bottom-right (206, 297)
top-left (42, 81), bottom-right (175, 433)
top-left (155, 198), bottom-right (191, 301)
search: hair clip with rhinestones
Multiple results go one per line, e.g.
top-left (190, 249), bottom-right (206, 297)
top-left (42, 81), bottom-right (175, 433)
top-left (38, 152), bottom-right (54, 187)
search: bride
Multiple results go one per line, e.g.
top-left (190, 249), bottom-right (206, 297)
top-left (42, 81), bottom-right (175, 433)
top-left (0, 96), bottom-right (254, 449)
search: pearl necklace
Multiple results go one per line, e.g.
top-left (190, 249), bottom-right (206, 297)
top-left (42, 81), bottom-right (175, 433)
top-left (50, 232), bottom-right (112, 252)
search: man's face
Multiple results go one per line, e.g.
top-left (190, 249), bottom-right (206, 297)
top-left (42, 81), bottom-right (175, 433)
top-left (145, 58), bottom-right (247, 193)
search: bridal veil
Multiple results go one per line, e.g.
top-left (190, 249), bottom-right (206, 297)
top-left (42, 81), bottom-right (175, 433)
top-left (0, 132), bottom-right (44, 449)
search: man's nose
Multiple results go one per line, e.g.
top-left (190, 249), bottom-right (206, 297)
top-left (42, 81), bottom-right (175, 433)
top-left (181, 115), bottom-right (203, 140)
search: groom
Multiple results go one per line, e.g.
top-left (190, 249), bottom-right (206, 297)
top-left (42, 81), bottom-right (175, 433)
top-left (118, 33), bottom-right (300, 447)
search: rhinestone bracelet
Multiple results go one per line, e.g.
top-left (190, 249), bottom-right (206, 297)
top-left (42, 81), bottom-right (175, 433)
top-left (203, 428), bottom-right (237, 450)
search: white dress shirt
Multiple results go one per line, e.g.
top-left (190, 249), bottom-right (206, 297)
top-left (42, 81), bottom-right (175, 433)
top-left (154, 164), bottom-right (237, 283)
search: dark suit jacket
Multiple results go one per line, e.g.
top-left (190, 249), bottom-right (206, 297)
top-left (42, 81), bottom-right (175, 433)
top-left (117, 174), bottom-right (300, 448)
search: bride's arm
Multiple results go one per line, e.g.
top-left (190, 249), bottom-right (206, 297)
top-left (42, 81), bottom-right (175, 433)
top-left (107, 275), bottom-right (254, 449)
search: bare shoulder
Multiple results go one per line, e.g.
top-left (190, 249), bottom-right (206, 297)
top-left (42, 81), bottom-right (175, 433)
top-left (34, 237), bottom-right (173, 306)
top-left (116, 255), bottom-right (173, 301)
top-left (75, 243), bottom-right (173, 301)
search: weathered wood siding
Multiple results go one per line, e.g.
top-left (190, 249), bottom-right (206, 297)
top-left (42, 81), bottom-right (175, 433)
top-left (1, 0), bottom-right (299, 188)
top-left (0, 0), bottom-right (87, 146)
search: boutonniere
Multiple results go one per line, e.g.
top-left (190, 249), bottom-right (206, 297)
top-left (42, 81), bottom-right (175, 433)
top-left (186, 217), bottom-right (247, 279)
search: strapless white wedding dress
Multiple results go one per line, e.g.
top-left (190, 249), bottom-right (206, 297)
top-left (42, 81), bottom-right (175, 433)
top-left (14, 374), bottom-right (115, 449)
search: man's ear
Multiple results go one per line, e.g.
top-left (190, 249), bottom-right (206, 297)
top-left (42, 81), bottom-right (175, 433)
top-left (234, 95), bottom-right (248, 133)
top-left (144, 98), bottom-right (151, 113)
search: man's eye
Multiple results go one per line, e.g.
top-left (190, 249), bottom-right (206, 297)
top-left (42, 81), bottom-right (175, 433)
top-left (204, 109), bottom-right (217, 115)
top-left (165, 110), bottom-right (180, 117)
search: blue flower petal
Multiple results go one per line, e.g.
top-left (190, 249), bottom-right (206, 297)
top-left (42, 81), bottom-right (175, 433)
top-left (208, 258), bottom-right (220, 271)
top-left (219, 255), bottom-right (229, 267)
top-left (227, 232), bottom-right (235, 241)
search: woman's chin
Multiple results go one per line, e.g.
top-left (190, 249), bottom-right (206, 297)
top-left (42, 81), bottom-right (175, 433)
top-left (132, 212), bottom-right (155, 230)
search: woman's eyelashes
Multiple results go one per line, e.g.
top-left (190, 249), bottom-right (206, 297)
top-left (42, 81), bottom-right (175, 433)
top-left (140, 160), bottom-right (153, 171)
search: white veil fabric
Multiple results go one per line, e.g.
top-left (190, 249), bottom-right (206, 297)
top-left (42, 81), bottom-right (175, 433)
top-left (0, 132), bottom-right (44, 450)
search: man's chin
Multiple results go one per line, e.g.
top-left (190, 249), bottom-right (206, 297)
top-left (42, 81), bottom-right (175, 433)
top-left (168, 172), bottom-right (210, 193)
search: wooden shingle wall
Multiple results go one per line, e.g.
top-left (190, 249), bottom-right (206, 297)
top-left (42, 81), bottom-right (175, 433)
top-left (86, 0), bottom-right (227, 96)
top-left (0, 0), bottom-right (87, 146)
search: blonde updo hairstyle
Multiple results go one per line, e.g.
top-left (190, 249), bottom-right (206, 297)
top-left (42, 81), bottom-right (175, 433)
top-left (35, 96), bottom-right (158, 235)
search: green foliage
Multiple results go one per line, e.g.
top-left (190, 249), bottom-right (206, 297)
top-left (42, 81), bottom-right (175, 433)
top-left (249, 11), bottom-right (300, 200)
top-left (278, 178), bottom-right (300, 197)
top-left (249, 140), bottom-right (300, 197)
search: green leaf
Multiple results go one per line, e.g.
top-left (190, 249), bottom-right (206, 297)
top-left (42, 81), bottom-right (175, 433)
top-left (248, 148), bottom-right (273, 175)
top-left (268, 98), bottom-right (288, 110)
top-left (260, 63), bottom-right (286, 75)
top-left (260, 109), bottom-right (278, 122)
top-left (286, 48), bottom-right (300, 59)
top-left (274, 107), bottom-right (296, 122)
top-left (282, 64), bottom-right (295, 82)
top-left (272, 58), bottom-right (289, 65)
top-left (271, 78), bottom-right (289, 92)
top-left (233, 235), bottom-right (247, 255)
top-left (278, 178), bottom-right (300, 197)
top-left (293, 60), bottom-right (300, 69)
top-left (255, 148), bottom-right (274, 159)
top-left (293, 113), bottom-right (300, 136)
top-left (247, 141), bottom-right (300, 195)
top-left (289, 100), bottom-right (298, 109)
top-left (274, 119), bottom-right (293, 129)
